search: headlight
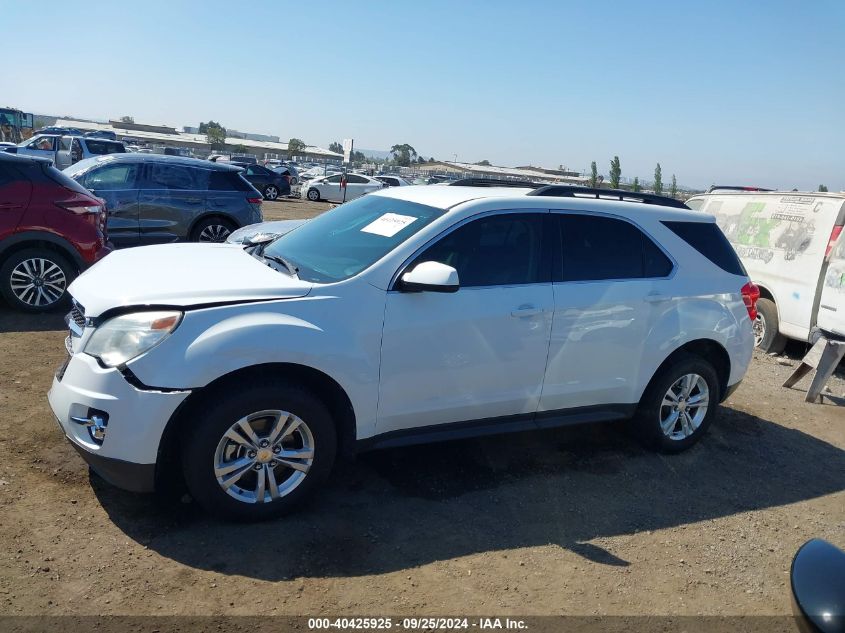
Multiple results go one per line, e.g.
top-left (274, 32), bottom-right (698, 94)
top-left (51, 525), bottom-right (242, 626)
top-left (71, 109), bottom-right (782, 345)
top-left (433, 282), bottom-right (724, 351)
top-left (84, 311), bottom-right (182, 367)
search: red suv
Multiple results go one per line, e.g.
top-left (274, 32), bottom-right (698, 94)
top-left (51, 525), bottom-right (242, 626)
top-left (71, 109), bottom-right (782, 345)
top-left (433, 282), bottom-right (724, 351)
top-left (0, 153), bottom-right (111, 312)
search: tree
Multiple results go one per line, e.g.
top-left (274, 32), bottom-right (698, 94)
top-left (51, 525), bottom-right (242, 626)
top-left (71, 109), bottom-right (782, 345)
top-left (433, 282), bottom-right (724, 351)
top-left (589, 161), bottom-right (598, 188)
top-left (119, 115), bottom-right (134, 124)
top-left (609, 156), bottom-right (621, 189)
top-left (202, 121), bottom-right (227, 149)
top-left (819, 184), bottom-right (829, 192)
top-left (476, 159), bottom-right (491, 166)
top-left (287, 138), bottom-right (306, 157)
top-left (632, 177), bottom-right (641, 192)
top-left (670, 174), bottom-right (678, 198)
top-left (653, 163), bottom-right (663, 195)
top-left (351, 150), bottom-right (366, 163)
top-left (233, 144), bottom-right (247, 154)
top-left (328, 141), bottom-right (343, 154)
top-left (390, 143), bottom-right (417, 167)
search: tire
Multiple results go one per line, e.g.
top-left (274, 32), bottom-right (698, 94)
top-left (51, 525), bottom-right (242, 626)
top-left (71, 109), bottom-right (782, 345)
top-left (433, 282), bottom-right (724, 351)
top-left (633, 353), bottom-right (720, 453)
top-left (181, 383), bottom-right (337, 521)
top-left (306, 188), bottom-right (320, 202)
top-left (191, 217), bottom-right (236, 243)
top-left (0, 248), bottom-right (76, 313)
top-left (263, 185), bottom-right (280, 201)
top-left (754, 298), bottom-right (787, 354)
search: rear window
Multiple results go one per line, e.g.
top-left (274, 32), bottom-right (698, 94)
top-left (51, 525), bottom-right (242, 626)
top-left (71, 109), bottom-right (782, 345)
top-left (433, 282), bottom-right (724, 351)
top-left (43, 164), bottom-right (93, 196)
top-left (85, 140), bottom-right (126, 155)
top-left (209, 170), bottom-right (254, 192)
top-left (662, 220), bottom-right (746, 276)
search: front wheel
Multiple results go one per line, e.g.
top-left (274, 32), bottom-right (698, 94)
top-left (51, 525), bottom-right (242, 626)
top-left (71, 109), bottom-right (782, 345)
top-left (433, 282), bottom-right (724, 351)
top-left (306, 188), bottom-right (320, 202)
top-left (634, 353), bottom-right (720, 453)
top-left (181, 384), bottom-right (337, 521)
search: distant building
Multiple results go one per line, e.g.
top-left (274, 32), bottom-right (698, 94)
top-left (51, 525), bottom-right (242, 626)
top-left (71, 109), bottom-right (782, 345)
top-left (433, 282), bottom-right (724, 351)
top-left (53, 118), bottom-right (342, 161)
top-left (413, 161), bottom-right (589, 185)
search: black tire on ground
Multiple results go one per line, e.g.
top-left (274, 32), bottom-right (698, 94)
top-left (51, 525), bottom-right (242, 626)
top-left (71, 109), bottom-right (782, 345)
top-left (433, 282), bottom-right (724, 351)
top-left (180, 383), bottom-right (337, 521)
top-left (263, 185), bottom-right (279, 201)
top-left (306, 188), bottom-right (320, 202)
top-left (0, 248), bottom-right (76, 313)
top-left (190, 217), bottom-right (236, 243)
top-left (755, 298), bottom-right (787, 354)
top-left (633, 352), bottom-right (721, 454)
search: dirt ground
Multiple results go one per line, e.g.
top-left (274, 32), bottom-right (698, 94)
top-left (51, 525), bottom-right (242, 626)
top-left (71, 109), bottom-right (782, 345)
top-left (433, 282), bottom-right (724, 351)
top-left (0, 199), bottom-right (843, 616)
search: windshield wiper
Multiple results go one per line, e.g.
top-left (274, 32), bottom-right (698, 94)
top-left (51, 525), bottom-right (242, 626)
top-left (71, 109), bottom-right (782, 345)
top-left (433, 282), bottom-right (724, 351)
top-left (262, 254), bottom-right (299, 277)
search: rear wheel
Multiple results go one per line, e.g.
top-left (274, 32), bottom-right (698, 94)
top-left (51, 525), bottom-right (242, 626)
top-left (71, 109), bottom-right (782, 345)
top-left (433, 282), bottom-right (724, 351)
top-left (634, 353), bottom-right (720, 453)
top-left (191, 217), bottom-right (235, 243)
top-left (263, 185), bottom-right (280, 201)
top-left (181, 383), bottom-right (337, 521)
top-left (0, 248), bottom-right (75, 312)
top-left (754, 298), bottom-right (787, 353)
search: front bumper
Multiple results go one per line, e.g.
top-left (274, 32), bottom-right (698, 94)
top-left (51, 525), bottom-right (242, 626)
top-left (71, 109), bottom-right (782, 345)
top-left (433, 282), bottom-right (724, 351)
top-left (48, 352), bottom-right (190, 493)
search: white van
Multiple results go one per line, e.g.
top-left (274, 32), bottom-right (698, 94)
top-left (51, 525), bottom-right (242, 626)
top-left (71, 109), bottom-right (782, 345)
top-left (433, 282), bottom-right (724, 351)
top-left (687, 190), bottom-right (845, 351)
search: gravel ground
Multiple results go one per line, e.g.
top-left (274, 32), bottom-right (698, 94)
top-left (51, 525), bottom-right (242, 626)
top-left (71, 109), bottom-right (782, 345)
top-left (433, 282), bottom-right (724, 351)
top-left (0, 200), bottom-right (843, 616)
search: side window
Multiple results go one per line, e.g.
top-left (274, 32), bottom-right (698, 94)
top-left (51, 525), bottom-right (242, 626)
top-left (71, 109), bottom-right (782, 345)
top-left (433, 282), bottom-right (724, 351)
top-left (325, 174), bottom-right (343, 184)
top-left (30, 137), bottom-right (54, 151)
top-left (557, 214), bottom-right (672, 281)
top-left (147, 163), bottom-right (206, 190)
top-left (59, 137), bottom-right (72, 151)
top-left (83, 164), bottom-right (139, 190)
top-left (347, 174), bottom-right (368, 184)
top-left (244, 166), bottom-right (257, 176)
top-left (414, 213), bottom-right (545, 287)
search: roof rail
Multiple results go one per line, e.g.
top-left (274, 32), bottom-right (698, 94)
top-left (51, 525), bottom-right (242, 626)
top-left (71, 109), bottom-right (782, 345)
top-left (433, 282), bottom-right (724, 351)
top-left (449, 177), bottom-right (541, 188)
top-left (527, 185), bottom-right (690, 210)
top-left (707, 185), bottom-right (774, 193)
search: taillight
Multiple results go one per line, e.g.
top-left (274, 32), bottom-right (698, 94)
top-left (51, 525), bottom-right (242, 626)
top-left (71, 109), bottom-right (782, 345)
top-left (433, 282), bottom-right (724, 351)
top-left (741, 282), bottom-right (760, 320)
top-left (825, 225), bottom-right (843, 258)
top-left (247, 197), bottom-right (262, 205)
top-left (56, 200), bottom-right (102, 215)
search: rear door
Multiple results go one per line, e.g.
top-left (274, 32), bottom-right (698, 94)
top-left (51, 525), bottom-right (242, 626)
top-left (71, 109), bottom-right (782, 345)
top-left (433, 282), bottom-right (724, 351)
top-left (138, 162), bottom-right (207, 243)
top-left (540, 212), bottom-right (675, 412)
top-left (81, 161), bottom-right (141, 247)
top-left (0, 162), bottom-right (32, 237)
top-left (817, 221), bottom-right (845, 337)
top-left (346, 174), bottom-right (376, 200)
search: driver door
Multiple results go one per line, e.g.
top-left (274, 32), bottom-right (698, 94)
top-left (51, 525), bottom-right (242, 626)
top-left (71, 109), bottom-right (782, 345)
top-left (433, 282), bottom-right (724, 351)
top-left (377, 212), bottom-right (553, 434)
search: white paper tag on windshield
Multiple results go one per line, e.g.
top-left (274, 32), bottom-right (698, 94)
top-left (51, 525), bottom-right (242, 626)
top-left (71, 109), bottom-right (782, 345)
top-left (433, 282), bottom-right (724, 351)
top-left (361, 213), bottom-right (418, 237)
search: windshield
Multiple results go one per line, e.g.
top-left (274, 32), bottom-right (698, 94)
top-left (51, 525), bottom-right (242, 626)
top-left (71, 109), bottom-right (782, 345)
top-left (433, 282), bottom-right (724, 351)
top-left (263, 194), bottom-right (444, 282)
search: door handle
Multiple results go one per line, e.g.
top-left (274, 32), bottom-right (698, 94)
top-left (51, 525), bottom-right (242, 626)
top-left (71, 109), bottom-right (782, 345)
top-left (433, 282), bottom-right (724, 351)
top-left (511, 304), bottom-right (544, 318)
top-left (645, 293), bottom-right (671, 303)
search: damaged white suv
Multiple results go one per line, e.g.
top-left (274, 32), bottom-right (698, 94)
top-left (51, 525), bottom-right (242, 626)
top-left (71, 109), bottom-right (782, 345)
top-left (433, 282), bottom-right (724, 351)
top-left (49, 184), bottom-right (756, 521)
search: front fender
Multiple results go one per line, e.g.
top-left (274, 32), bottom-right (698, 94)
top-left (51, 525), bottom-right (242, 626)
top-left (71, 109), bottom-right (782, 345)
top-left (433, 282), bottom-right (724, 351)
top-left (126, 292), bottom-right (386, 437)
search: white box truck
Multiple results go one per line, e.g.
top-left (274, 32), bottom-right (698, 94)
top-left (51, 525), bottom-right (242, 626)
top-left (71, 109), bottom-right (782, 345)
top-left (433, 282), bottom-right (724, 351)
top-left (687, 190), bottom-right (845, 351)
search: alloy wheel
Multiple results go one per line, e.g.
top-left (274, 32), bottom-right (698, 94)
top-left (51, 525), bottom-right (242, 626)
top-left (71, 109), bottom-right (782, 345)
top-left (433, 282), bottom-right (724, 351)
top-left (213, 409), bottom-right (315, 504)
top-left (9, 258), bottom-right (66, 307)
top-left (265, 186), bottom-right (279, 200)
top-left (307, 189), bottom-right (319, 201)
top-left (659, 373), bottom-right (709, 440)
top-left (753, 313), bottom-right (766, 347)
top-left (198, 224), bottom-right (231, 242)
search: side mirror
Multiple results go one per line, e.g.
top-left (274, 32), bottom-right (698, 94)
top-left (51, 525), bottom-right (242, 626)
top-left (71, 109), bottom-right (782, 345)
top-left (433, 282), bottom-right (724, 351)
top-left (399, 261), bottom-right (459, 293)
top-left (790, 539), bottom-right (845, 633)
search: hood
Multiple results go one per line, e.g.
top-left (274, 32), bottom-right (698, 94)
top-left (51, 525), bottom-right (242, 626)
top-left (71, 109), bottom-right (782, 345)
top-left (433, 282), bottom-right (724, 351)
top-left (69, 243), bottom-right (313, 317)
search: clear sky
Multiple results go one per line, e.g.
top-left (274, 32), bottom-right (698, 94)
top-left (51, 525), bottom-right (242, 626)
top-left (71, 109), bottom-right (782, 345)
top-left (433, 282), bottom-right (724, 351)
top-left (2, 0), bottom-right (843, 190)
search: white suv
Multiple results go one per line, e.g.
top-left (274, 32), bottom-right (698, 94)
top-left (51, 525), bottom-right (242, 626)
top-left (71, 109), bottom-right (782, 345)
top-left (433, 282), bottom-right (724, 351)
top-left (48, 185), bottom-right (756, 521)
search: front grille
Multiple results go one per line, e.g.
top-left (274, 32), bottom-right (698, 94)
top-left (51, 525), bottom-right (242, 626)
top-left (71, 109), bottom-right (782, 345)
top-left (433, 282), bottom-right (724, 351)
top-left (69, 302), bottom-right (85, 328)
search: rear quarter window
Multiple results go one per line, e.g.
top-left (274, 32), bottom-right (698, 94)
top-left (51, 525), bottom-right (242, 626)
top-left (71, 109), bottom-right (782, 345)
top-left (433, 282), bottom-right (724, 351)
top-left (85, 140), bottom-right (126, 155)
top-left (662, 220), bottom-right (746, 276)
top-left (209, 170), bottom-right (254, 192)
